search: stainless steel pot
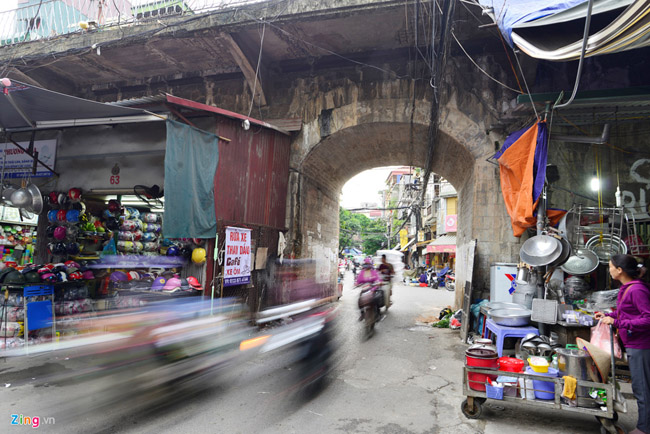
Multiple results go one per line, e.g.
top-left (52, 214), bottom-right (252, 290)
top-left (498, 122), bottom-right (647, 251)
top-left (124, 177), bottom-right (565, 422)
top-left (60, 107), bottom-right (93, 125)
top-left (515, 266), bottom-right (531, 284)
top-left (486, 301), bottom-right (526, 311)
top-left (561, 248), bottom-right (599, 275)
top-left (488, 308), bottom-right (532, 326)
top-left (520, 234), bottom-right (562, 266)
top-left (549, 236), bottom-right (572, 268)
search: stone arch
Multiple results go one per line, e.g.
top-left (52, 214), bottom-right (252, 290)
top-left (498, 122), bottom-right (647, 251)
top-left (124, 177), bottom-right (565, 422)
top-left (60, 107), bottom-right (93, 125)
top-left (286, 94), bottom-right (518, 306)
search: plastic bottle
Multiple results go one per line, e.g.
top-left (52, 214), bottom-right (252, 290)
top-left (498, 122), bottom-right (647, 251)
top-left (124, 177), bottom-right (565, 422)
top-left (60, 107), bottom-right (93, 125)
top-left (615, 186), bottom-right (622, 207)
top-left (551, 354), bottom-right (558, 371)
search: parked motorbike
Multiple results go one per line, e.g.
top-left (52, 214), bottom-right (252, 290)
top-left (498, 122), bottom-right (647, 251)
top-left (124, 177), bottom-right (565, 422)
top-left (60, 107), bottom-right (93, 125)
top-left (445, 272), bottom-right (456, 291)
top-left (430, 266), bottom-right (450, 289)
top-left (357, 282), bottom-right (384, 338)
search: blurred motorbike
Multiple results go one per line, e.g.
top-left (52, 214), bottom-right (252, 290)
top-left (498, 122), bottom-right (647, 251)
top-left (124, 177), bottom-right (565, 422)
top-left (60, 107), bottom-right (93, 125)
top-left (445, 272), bottom-right (456, 291)
top-left (357, 282), bottom-right (384, 338)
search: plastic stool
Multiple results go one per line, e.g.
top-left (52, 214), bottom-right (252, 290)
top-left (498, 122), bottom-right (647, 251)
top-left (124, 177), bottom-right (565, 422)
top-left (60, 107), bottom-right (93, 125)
top-left (484, 318), bottom-right (538, 357)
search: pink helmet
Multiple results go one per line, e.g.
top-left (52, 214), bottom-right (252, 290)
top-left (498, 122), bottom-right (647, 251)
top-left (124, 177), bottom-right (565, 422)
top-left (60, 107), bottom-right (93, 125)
top-left (53, 226), bottom-right (66, 241)
top-left (163, 277), bottom-right (181, 291)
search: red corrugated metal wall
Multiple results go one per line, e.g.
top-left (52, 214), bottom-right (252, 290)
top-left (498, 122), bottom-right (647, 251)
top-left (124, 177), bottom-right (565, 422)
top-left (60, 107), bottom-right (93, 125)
top-left (213, 116), bottom-right (290, 229)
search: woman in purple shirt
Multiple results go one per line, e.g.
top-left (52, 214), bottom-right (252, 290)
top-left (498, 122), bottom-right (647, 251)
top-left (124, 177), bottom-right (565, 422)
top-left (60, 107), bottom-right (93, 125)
top-left (595, 254), bottom-right (650, 434)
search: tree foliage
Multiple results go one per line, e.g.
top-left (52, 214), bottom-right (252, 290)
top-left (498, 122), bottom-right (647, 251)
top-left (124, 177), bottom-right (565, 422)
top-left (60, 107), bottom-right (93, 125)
top-left (339, 207), bottom-right (388, 256)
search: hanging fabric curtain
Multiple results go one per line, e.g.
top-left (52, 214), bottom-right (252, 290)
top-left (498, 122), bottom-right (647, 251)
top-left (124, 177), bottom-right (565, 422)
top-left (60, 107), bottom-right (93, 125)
top-left (494, 121), bottom-right (560, 237)
top-left (163, 119), bottom-right (219, 238)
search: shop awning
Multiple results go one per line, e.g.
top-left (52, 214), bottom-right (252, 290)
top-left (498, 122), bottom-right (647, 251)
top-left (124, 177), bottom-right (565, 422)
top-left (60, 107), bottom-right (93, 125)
top-left (0, 79), bottom-right (163, 133)
top-left (478, 0), bottom-right (650, 61)
top-left (401, 238), bottom-right (416, 252)
top-left (427, 235), bottom-right (456, 253)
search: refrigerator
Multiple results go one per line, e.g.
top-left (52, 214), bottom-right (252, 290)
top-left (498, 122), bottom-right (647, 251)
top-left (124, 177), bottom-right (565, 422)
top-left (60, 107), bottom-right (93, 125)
top-left (489, 263), bottom-right (518, 303)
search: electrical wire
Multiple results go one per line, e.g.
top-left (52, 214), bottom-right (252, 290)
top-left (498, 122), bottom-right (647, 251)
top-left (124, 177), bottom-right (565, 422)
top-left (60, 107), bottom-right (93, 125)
top-left (450, 31), bottom-right (521, 94)
top-left (247, 21), bottom-right (266, 118)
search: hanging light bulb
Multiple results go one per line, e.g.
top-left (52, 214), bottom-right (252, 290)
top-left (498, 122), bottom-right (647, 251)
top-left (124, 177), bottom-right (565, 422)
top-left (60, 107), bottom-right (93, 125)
top-left (590, 172), bottom-right (600, 192)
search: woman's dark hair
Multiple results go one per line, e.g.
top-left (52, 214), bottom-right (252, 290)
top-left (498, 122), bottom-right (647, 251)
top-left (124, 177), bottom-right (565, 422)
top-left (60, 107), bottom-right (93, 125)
top-left (610, 254), bottom-right (642, 278)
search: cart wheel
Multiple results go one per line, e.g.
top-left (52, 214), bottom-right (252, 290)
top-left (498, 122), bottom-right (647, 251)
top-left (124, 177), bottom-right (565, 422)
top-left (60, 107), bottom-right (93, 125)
top-left (597, 417), bottom-right (627, 434)
top-left (461, 399), bottom-right (482, 419)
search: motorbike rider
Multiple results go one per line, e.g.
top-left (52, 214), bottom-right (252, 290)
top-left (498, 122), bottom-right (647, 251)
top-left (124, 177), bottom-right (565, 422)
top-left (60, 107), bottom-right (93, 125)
top-left (356, 257), bottom-right (382, 320)
top-left (377, 254), bottom-right (394, 309)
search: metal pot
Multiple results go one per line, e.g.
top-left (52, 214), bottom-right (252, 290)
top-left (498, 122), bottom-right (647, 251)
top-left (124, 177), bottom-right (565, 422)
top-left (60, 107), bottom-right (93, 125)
top-left (520, 234), bottom-right (562, 266)
top-left (489, 308), bottom-right (532, 326)
top-left (486, 301), bottom-right (526, 311)
top-left (515, 266), bottom-right (531, 285)
top-left (561, 248), bottom-right (599, 275)
top-left (549, 236), bottom-right (572, 268)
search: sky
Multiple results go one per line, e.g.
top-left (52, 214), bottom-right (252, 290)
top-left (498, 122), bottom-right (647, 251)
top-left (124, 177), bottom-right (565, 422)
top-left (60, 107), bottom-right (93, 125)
top-left (340, 166), bottom-right (402, 210)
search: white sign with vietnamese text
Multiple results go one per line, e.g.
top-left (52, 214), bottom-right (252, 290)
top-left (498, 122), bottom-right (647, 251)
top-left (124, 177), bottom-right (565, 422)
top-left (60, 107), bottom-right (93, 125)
top-left (224, 227), bottom-right (252, 287)
top-left (0, 139), bottom-right (56, 178)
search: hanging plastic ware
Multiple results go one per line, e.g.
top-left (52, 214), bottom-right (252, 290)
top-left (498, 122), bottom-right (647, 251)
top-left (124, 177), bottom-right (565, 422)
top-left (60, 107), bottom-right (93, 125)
top-left (192, 247), bottom-right (207, 264)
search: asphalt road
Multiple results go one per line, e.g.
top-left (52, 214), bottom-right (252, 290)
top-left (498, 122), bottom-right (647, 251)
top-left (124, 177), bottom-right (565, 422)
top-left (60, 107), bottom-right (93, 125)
top-left (0, 273), bottom-right (639, 433)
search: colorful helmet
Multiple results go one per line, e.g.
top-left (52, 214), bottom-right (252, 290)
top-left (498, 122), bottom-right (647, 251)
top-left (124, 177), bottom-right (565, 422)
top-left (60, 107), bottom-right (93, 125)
top-left (161, 238), bottom-right (173, 247)
top-left (110, 271), bottom-right (128, 282)
top-left (66, 242), bottom-right (80, 255)
top-left (191, 247), bottom-right (206, 264)
top-left (56, 209), bottom-right (67, 222)
top-left (65, 260), bottom-right (80, 269)
top-left (66, 209), bottom-right (80, 222)
top-left (107, 199), bottom-right (121, 213)
top-left (125, 207), bottom-right (140, 220)
top-left (47, 209), bottom-right (58, 223)
top-left (68, 188), bottom-right (82, 201)
top-left (166, 246), bottom-right (180, 256)
top-left (132, 230), bottom-right (143, 242)
top-left (127, 271), bottom-right (140, 281)
top-left (179, 246), bottom-right (192, 259)
top-left (48, 191), bottom-right (59, 205)
top-left (192, 238), bottom-right (204, 246)
top-left (38, 264), bottom-right (54, 274)
top-left (46, 225), bottom-right (56, 239)
top-left (68, 271), bottom-right (83, 280)
top-left (186, 276), bottom-right (202, 290)
top-left (71, 201), bottom-right (86, 212)
top-left (24, 271), bottom-right (41, 283)
top-left (40, 272), bottom-right (57, 282)
top-left (142, 232), bottom-right (157, 242)
top-left (151, 276), bottom-right (166, 291)
top-left (53, 226), bottom-right (66, 241)
top-left (51, 242), bottom-right (67, 255)
top-left (82, 270), bottom-right (94, 280)
top-left (105, 218), bottom-right (120, 231)
top-left (3, 270), bottom-right (25, 284)
top-left (163, 277), bottom-right (182, 291)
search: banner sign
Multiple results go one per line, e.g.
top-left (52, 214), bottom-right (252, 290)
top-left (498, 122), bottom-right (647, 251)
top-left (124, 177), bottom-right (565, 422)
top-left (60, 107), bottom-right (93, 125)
top-left (399, 229), bottom-right (408, 249)
top-left (444, 214), bottom-right (457, 232)
top-left (0, 139), bottom-right (56, 178)
top-left (224, 227), bottom-right (252, 287)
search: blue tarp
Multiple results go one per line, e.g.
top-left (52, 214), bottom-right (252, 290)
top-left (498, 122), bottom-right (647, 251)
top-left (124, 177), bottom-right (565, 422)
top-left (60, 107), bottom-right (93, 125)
top-left (478, 0), bottom-right (587, 45)
top-left (163, 120), bottom-right (219, 238)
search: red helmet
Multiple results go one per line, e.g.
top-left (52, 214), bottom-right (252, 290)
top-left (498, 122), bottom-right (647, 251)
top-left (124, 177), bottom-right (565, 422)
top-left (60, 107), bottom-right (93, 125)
top-left (68, 271), bottom-right (83, 280)
top-left (68, 188), bottom-right (82, 201)
top-left (56, 209), bottom-right (67, 222)
top-left (186, 276), bottom-right (202, 290)
top-left (48, 191), bottom-right (59, 205)
top-left (107, 199), bottom-right (121, 213)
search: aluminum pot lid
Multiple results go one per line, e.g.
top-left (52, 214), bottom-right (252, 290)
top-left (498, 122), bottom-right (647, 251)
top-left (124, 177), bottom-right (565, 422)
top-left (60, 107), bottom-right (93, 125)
top-left (561, 248), bottom-right (599, 275)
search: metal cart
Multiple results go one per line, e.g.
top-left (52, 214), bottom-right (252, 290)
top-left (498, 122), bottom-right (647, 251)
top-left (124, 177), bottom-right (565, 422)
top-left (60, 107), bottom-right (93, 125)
top-left (462, 335), bottom-right (627, 434)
